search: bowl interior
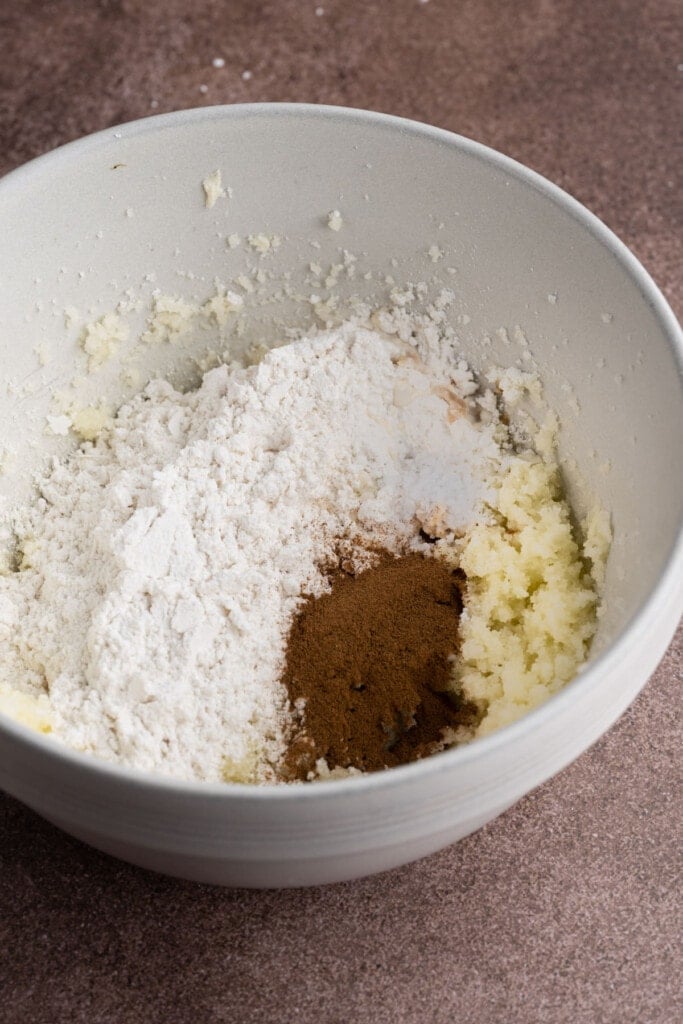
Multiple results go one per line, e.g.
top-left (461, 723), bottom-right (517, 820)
top-left (0, 104), bottom-right (681, 665)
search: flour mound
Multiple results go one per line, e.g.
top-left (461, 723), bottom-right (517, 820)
top-left (0, 326), bottom-right (503, 781)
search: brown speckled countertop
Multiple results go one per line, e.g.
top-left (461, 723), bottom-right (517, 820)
top-left (0, 2), bottom-right (681, 1022)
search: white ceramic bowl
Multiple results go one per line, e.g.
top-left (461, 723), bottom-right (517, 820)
top-left (0, 105), bottom-right (681, 887)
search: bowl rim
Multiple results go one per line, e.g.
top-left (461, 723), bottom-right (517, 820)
top-left (1, 101), bottom-right (682, 801)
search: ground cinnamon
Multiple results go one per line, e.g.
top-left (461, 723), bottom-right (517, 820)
top-left (281, 550), bottom-right (478, 780)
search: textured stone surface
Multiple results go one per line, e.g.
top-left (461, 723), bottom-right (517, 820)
top-left (0, 1), bottom-right (681, 1022)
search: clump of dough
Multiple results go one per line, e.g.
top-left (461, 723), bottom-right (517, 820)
top-left (141, 295), bottom-right (198, 345)
top-left (202, 170), bottom-right (225, 208)
top-left (80, 313), bottom-right (129, 370)
top-left (68, 403), bottom-right (113, 442)
top-left (582, 505), bottom-right (612, 589)
top-left (0, 683), bottom-right (51, 733)
top-left (247, 234), bottom-right (281, 256)
top-left (327, 209), bottom-right (343, 231)
top-left (202, 289), bottom-right (244, 326)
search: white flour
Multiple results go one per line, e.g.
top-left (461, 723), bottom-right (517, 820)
top-left (0, 324), bottom-right (505, 781)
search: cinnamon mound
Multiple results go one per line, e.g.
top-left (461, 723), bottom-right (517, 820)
top-left (281, 551), bottom-right (478, 780)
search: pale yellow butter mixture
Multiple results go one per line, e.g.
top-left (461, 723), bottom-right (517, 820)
top-left (446, 458), bottom-right (609, 736)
